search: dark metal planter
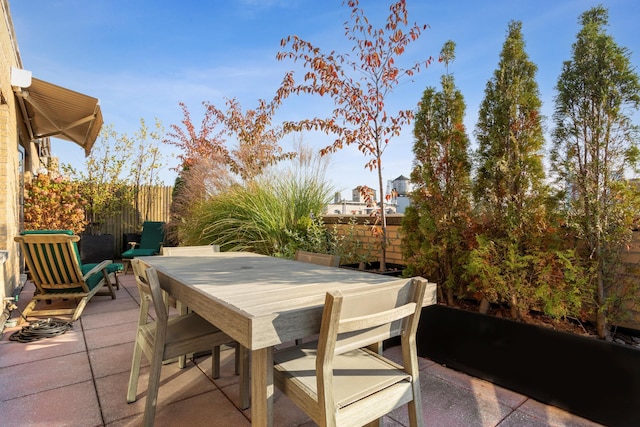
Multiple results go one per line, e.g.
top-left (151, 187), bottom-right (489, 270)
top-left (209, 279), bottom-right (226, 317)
top-left (416, 304), bottom-right (640, 427)
top-left (78, 234), bottom-right (115, 264)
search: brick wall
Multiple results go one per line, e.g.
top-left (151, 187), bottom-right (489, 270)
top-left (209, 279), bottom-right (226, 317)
top-left (0, 1), bottom-right (24, 302)
top-left (323, 214), bottom-right (405, 265)
top-left (619, 231), bottom-right (640, 328)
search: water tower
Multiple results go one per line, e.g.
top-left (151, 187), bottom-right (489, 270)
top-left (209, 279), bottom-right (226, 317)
top-left (392, 175), bottom-right (411, 196)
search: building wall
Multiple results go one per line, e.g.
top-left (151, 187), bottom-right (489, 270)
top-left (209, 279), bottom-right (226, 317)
top-left (0, 0), bottom-right (24, 302)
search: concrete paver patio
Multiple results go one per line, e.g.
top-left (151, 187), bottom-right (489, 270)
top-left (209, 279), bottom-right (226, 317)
top-left (0, 272), bottom-right (602, 426)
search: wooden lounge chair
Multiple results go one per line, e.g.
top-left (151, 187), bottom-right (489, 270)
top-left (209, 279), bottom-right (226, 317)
top-left (127, 259), bottom-right (249, 426)
top-left (294, 249), bottom-right (340, 267)
top-left (122, 221), bottom-right (165, 273)
top-left (273, 277), bottom-right (428, 427)
top-left (14, 230), bottom-right (121, 323)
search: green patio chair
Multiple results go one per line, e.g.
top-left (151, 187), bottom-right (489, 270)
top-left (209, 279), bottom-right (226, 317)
top-left (14, 230), bottom-right (123, 323)
top-left (121, 221), bottom-right (165, 273)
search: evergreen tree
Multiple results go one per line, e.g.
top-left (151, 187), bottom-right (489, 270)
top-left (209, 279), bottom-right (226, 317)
top-left (551, 6), bottom-right (640, 339)
top-left (469, 21), bottom-right (568, 320)
top-left (402, 41), bottom-right (472, 305)
top-left (474, 20), bottom-right (546, 219)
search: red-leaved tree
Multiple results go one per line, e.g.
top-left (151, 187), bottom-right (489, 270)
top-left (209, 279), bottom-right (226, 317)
top-left (165, 72), bottom-right (296, 182)
top-left (277, 0), bottom-right (431, 271)
top-left (164, 77), bottom-right (297, 243)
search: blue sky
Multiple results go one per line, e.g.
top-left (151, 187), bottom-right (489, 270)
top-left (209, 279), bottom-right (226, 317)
top-left (9, 0), bottom-right (640, 197)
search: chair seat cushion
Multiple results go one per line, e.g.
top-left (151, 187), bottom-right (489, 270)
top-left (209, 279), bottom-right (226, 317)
top-left (81, 263), bottom-right (124, 290)
top-left (274, 344), bottom-right (411, 409)
top-left (122, 248), bottom-right (158, 258)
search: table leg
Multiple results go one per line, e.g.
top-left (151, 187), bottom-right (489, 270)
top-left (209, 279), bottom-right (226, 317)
top-left (251, 347), bottom-right (274, 427)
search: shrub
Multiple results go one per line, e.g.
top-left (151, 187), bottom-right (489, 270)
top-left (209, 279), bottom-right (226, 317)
top-left (23, 172), bottom-right (87, 234)
top-left (178, 144), bottom-right (334, 256)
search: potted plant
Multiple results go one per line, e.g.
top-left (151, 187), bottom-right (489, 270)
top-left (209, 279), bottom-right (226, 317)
top-left (62, 125), bottom-right (132, 262)
top-left (62, 121), bottom-right (166, 262)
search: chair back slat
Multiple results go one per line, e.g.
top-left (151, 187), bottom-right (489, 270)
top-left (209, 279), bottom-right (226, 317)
top-left (16, 233), bottom-right (85, 291)
top-left (162, 245), bottom-right (220, 256)
top-left (131, 259), bottom-right (168, 323)
top-left (319, 278), bottom-right (426, 357)
top-left (294, 250), bottom-right (340, 267)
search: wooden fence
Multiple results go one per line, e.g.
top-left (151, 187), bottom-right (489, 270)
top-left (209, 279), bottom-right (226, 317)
top-left (95, 186), bottom-right (173, 255)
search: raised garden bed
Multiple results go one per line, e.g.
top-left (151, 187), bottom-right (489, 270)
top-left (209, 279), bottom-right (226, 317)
top-left (416, 304), bottom-right (640, 427)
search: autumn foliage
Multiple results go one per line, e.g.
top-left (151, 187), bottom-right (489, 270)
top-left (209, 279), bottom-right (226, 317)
top-left (165, 73), bottom-right (297, 183)
top-left (277, 0), bottom-right (431, 270)
top-left (23, 173), bottom-right (87, 234)
top-left (164, 76), bottom-right (298, 243)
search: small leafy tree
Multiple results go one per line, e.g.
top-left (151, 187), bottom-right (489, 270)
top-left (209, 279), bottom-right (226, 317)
top-left (550, 6), bottom-right (640, 338)
top-left (206, 91), bottom-right (297, 182)
top-left (402, 41), bottom-right (473, 305)
top-left (277, 0), bottom-right (432, 271)
top-left (23, 171), bottom-right (87, 234)
top-left (63, 124), bottom-right (132, 233)
top-left (163, 102), bottom-right (234, 244)
top-left (63, 120), bottom-right (167, 234)
top-left (165, 102), bottom-right (231, 175)
top-left (165, 74), bottom-right (297, 184)
top-left (164, 86), bottom-right (298, 244)
top-left (126, 118), bottom-right (165, 229)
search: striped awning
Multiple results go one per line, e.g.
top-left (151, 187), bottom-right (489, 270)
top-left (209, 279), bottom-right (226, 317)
top-left (13, 74), bottom-right (103, 156)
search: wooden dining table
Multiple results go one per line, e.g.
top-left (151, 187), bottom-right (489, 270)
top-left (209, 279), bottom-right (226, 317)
top-left (139, 252), bottom-right (437, 427)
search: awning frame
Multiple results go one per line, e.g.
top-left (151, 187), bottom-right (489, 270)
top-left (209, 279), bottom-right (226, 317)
top-left (12, 68), bottom-right (103, 156)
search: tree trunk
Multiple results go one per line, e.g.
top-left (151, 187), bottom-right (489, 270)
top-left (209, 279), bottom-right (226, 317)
top-left (596, 273), bottom-right (608, 339)
top-left (377, 164), bottom-right (387, 272)
top-left (446, 287), bottom-right (455, 307)
top-left (510, 294), bottom-right (520, 320)
top-left (479, 297), bottom-right (490, 314)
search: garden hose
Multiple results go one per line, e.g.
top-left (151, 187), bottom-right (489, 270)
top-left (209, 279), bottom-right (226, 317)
top-left (9, 317), bottom-right (73, 343)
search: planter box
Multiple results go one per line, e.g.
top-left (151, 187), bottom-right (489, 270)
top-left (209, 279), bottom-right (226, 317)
top-left (416, 305), bottom-right (640, 427)
top-left (79, 234), bottom-right (115, 264)
top-left (339, 262), bottom-right (405, 277)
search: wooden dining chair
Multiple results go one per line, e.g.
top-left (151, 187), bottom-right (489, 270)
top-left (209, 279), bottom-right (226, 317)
top-left (273, 277), bottom-right (428, 427)
top-left (161, 245), bottom-right (221, 256)
top-left (160, 244), bottom-right (245, 378)
top-left (160, 244), bottom-right (221, 318)
top-left (294, 249), bottom-right (340, 267)
top-left (293, 250), bottom-right (341, 345)
top-left (127, 259), bottom-right (249, 426)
